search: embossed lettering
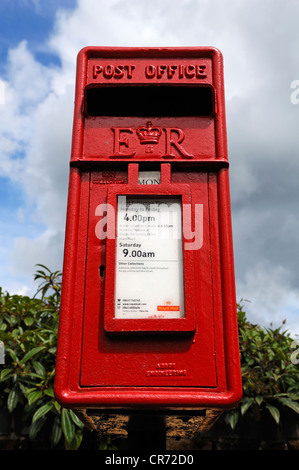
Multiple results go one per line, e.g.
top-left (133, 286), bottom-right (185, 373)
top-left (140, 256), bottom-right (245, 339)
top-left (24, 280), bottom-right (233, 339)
top-left (111, 127), bottom-right (136, 158)
top-left (93, 63), bottom-right (207, 80)
top-left (143, 63), bottom-right (207, 79)
top-left (157, 65), bottom-right (167, 79)
top-left (103, 64), bottom-right (114, 78)
top-left (124, 65), bottom-right (135, 79)
top-left (145, 64), bottom-right (156, 78)
top-left (196, 64), bottom-right (207, 78)
top-left (146, 368), bottom-right (187, 377)
top-left (185, 64), bottom-right (195, 78)
top-left (93, 65), bottom-right (102, 79)
top-left (114, 65), bottom-right (124, 79)
top-left (156, 363), bottom-right (176, 369)
top-left (111, 125), bottom-right (194, 159)
top-left (163, 128), bottom-right (193, 159)
top-left (92, 64), bottom-right (135, 79)
top-left (167, 65), bottom-right (177, 78)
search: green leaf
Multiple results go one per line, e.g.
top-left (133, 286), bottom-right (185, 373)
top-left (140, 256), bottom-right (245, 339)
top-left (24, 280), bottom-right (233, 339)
top-left (32, 402), bottom-right (53, 423)
top-left (98, 440), bottom-right (108, 450)
top-left (226, 409), bottom-right (239, 430)
top-left (24, 317), bottom-right (34, 327)
top-left (266, 405), bottom-right (280, 424)
top-left (7, 348), bottom-right (18, 363)
top-left (65, 430), bottom-right (83, 450)
top-left (20, 346), bottom-right (46, 364)
top-left (255, 396), bottom-right (263, 405)
top-left (54, 401), bottom-right (61, 412)
top-left (29, 415), bottom-right (47, 441)
top-left (278, 397), bottom-right (299, 414)
top-left (19, 383), bottom-right (30, 396)
top-left (51, 415), bottom-right (62, 447)
top-left (61, 408), bottom-right (75, 444)
top-left (33, 361), bottom-right (46, 377)
top-left (28, 389), bottom-right (43, 406)
top-left (0, 368), bottom-right (13, 381)
top-left (69, 409), bottom-right (84, 429)
top-left (241, 398), bottom-right (254, 416)
top-left (7, 385), bottom-right (20, 412)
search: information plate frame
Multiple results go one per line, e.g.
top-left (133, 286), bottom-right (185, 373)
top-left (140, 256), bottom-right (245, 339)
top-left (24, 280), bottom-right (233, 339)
top-left (104, 182), bottom-right (196, 334)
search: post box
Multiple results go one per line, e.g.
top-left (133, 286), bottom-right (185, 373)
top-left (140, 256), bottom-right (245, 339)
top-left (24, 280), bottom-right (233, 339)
top-left (54, 47), bottom-right (242, 415)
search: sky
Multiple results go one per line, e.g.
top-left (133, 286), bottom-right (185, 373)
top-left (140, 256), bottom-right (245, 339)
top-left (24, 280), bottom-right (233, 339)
top-left (0, 0), bottom-right (299, 337)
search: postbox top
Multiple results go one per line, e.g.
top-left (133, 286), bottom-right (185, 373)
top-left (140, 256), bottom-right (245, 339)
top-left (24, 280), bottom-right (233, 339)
top-left (71, 46), bottom-right (228, 163)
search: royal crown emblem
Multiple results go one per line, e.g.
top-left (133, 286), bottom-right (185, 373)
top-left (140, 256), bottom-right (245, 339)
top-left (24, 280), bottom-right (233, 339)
top-left (136, 121), bottom-right (162, 145)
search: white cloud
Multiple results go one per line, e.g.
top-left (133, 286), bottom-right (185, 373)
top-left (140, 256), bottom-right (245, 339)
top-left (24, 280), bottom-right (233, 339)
top-left (11, 228), bottom-right (64, 276)
top-left (0, 38), bottom-right (72, 291)
top-left (237, 263), bottom-right (299, 336)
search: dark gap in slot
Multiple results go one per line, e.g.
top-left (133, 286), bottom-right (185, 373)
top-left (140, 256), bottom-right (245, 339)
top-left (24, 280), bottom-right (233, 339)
top-left (99, 265), bottom-right (105, 277)
top-left (85, 85), bottom-right (214, 117)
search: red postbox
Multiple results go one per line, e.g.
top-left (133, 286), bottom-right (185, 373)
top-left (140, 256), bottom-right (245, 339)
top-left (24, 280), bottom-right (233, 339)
top-left (54, 47), bottom-right (242, 414)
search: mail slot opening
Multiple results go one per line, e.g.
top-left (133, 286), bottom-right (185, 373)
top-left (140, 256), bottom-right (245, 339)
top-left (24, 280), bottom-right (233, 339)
top-left (85, 85), bottom-right (214, 117)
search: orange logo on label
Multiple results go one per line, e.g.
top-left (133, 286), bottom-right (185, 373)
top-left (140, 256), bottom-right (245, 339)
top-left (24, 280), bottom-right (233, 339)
top-left (157, 306), bottom-right (180, 311)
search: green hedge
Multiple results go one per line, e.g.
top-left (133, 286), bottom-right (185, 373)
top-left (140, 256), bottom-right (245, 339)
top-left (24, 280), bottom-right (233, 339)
top-left (225, 302), bottom-right (299, 430)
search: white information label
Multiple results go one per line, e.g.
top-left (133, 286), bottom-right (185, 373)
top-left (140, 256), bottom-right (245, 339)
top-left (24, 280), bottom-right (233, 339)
top-left (115, 196), bottom-right (185, 319)
top-left (138, 171), bottom-right (161, 185)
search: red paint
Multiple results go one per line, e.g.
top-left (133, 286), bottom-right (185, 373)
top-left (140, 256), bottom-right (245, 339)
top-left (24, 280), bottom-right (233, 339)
top-left (54, 47), bottom-right (242, 410)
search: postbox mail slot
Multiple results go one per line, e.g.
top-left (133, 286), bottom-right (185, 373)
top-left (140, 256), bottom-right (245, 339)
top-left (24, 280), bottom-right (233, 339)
top-left (85, 85), bottom-right (215, 117)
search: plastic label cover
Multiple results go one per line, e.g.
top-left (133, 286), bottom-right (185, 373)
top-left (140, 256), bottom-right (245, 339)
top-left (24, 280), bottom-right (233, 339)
top-left (115, 196), bottom-right (185, 319)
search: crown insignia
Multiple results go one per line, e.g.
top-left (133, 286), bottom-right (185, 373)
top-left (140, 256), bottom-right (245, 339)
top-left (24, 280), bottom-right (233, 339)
top-left (136, 121), bottom-right (162, 145)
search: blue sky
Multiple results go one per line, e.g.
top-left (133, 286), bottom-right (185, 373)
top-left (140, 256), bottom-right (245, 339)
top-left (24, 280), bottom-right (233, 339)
top-left (0, 0), bottom-right (299, 337)
top-left (0, 1), bottom-right (76, 69)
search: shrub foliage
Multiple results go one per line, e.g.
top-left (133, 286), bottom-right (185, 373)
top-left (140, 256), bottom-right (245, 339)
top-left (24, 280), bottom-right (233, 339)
top-left (0, 265), bottom-right (84, 449)
top-left (225, 302), bottom-right (299, 430)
